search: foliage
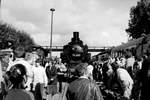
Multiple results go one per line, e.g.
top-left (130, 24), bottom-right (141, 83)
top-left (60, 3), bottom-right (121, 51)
top-left (0, 22), bottom-right (35, 51)
top-left (126, 0), bottom-right (150, 39)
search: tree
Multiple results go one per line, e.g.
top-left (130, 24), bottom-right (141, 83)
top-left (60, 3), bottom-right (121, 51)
top-left (126, 0), bottom-right (150, 39)
top-left (0, 22), bottom-right (35, 51)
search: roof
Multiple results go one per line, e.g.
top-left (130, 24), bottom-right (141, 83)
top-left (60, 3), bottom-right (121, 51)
top-left (112, 37), bottom-right (144, 51)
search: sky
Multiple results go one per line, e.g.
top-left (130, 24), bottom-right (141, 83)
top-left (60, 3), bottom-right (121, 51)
top-left (0, 0), bottom-right (139, 56)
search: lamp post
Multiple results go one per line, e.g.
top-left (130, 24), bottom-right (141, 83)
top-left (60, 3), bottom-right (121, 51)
top-left (0, 0), bottom-right (1, 8)
top-left (50, 8), bottom-right (55, 58)
top-left (0, 0), bottom-right (2, 19)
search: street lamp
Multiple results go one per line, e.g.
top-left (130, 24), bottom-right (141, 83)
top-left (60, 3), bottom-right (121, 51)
top-left (50, 8), bottom-right (55, 58)
top-left (0, 0), bottom-right (2, 19)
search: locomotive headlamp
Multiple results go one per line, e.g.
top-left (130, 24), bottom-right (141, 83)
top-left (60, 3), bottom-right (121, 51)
top-left (72, 45), bottom-right (83, 53)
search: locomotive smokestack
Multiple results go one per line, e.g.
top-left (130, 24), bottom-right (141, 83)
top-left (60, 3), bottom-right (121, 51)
top-left (73, 32), bottom-right (79, 39)
top-left (73, 32), bottom-right (79, 43)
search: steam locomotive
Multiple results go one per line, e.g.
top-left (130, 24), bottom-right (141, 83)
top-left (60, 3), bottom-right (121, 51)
top-left (61, 32), bottom-right (91, 67)
top-left (60, 32), bottom-right (91, 82)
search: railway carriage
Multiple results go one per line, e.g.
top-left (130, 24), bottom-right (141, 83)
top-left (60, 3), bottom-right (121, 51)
top-left (111, 34), bottom-right (150, 58)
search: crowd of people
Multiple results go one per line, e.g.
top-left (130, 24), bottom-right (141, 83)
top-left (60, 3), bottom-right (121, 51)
top-left (0, 46), bottom-right (68, 100)
top-left (0, 46), bottom-right (150, 100)
top-left (92, 50), bottom-right (150, 100)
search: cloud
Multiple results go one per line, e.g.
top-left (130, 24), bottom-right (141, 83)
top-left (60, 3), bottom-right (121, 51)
top-left (1, 0), bottom-right (138, 48)
top-left (1, 8), bottom-right (16, 22)
top-left (13, 21), bottom-right (39, 33)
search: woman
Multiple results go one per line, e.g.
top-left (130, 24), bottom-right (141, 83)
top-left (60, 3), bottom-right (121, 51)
top-left (4, 64), bottom-right (34, 100)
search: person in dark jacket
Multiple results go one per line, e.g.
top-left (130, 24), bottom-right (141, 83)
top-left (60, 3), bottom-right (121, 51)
top-left (45, 61), bottom-right (58, 97)
top-left (66, 63), bottom-right (104, 100)
top-left (137, 55), bottom-right (150, 100)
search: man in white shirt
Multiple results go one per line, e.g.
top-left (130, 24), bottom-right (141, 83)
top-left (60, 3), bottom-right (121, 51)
top-left (33, 59), bottom-right (47, 100)
top-left (87, 64), bottom-right (94, 80)
top-left (33, 59), bottom-right (47, 88)
top-left (103, 62), bottom-right (133, 100)
top-left (125, 53), bottom-right (135, 78)
top-left (6, 46), bottom-right (34, 91)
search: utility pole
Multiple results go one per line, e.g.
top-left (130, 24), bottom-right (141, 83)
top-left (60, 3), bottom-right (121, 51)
top-left (49, 8), bottom-right (55, 58)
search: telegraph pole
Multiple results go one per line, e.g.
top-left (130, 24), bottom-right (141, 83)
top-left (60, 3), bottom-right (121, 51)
top-left (50, 8), bottom-right (55, 58)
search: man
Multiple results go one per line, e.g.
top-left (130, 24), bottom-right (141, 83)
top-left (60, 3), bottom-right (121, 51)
top-left (125, 52), bottom-right (135, 78)
top-left (137, 53), bottom-right (150, 100)
top-left (33, 59), bottom-right (47, 100)
top-left (87, 64), bottom-right (94, 80)
top-left (45, 61), bottom-right (58, 87)
top-left (0, 55), bottom-right (3, 100)
top-left (7, 46), bottom-right (34, 91)
top-left (56, 58), bottom-right (67, 93)
top-left (46, 61), bottom-right (58, 100)
top-left (0, 52), bottom-right (11, 100)
top-left (102, 62), bottom-right (133, 100)
top-left (66, 63), bottom-right (104, 100)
